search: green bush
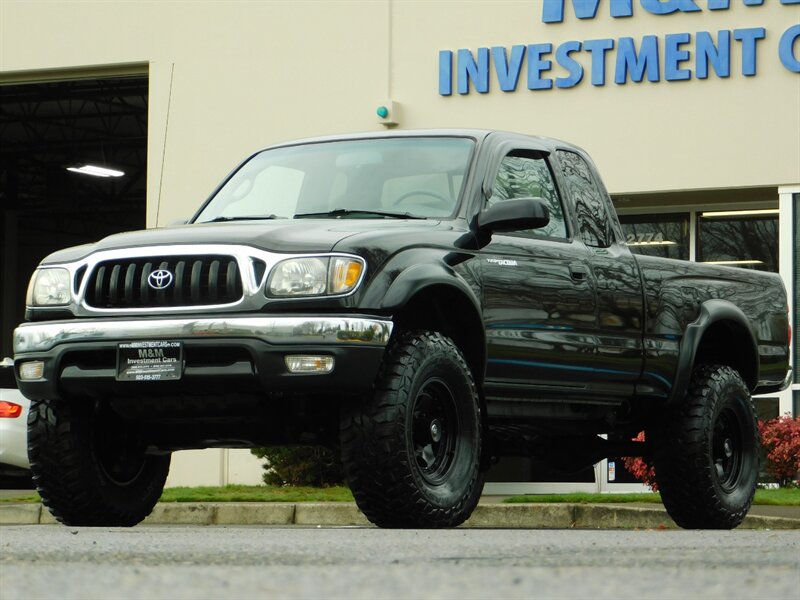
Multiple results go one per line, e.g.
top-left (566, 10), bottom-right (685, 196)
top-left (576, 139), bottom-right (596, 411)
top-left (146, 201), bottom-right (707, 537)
top-left (251, 446), bottom-right (344, 487)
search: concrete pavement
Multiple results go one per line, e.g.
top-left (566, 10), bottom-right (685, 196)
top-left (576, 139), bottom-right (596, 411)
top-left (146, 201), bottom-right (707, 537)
top-left (2, 499), bottom-right (799, 529)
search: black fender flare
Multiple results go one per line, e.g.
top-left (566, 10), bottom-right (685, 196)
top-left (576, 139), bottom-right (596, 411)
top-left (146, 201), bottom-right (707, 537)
top-left (361, 259), bottom-right (481, 314)
top-left (667, 299), bottom-right (759, 405)
top-left (382, 263), bottom-right (481, 312)
top-left (359, 260), bottom-right (486, 373)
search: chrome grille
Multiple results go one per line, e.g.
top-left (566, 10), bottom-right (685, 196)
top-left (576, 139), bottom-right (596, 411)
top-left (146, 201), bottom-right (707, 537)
top-left (84, 255), bottom-right (243, 308)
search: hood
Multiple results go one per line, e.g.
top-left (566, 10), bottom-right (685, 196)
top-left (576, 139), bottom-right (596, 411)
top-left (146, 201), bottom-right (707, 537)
top-left (40, 218), bottom-right (453, 265)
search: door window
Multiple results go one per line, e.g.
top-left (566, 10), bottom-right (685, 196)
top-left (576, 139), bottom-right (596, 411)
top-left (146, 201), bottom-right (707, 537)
top-left (490, 153), bottom-right (567, 239)
top-left (556, 150), bottom-right (613, 248)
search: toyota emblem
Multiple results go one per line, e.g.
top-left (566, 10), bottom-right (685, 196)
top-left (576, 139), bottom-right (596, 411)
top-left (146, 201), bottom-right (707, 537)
top-left (148, 269), bottom-right (174, 290)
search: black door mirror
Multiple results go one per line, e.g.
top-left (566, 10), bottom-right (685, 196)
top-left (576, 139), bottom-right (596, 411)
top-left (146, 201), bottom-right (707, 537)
top-left (478, 197), bottom-right (550, 235)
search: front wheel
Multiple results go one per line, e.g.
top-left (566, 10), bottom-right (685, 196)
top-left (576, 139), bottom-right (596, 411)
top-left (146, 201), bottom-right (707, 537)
top-left (28, 398), bottom-right (170, 526)
top-left (340, 330), bottom-right (483, 528)
top-left (651, 364), bottom-right (759, 529)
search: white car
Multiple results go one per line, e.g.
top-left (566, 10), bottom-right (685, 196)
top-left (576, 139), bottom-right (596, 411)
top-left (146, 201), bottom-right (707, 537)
top-left (0, 357), bottom-right (31, 481)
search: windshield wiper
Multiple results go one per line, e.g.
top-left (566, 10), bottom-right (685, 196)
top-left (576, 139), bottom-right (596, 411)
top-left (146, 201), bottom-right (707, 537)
top-left (198, 215), bottom-right (284, 223)
top-left (294, 209), bottom-right (425, 220)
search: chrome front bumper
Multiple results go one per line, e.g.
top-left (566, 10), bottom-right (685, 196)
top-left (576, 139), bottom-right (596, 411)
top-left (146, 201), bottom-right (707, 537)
top-left (14, 315), bottom-right (393, 354)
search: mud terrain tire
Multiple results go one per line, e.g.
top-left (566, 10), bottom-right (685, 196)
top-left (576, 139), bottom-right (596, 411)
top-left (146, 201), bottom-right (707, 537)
top-left (28, 398), bottom-right (170, 526)
top-left (340, 330), bottom-right (483, 528)
top-left (652, 364), bottom-right (759, 529)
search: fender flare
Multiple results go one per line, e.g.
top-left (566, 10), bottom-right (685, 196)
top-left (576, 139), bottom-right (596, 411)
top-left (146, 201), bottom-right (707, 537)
top-left (360, 260), bottom-right (486, 374)
top-left (667, 299), bottom-right (759, 405)
top-left (361, 260), bottom-right (482, 314)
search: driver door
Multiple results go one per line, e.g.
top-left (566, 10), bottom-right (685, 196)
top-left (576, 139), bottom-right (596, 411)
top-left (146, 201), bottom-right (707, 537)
top-left (480, 148), bottom-right (602, 405)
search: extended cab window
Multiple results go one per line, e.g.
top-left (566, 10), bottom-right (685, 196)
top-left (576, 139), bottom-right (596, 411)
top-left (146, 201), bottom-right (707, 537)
top-left (556, 150), bottom-right (613, 248)
top-left (490, 153), bottom-right (567, 239)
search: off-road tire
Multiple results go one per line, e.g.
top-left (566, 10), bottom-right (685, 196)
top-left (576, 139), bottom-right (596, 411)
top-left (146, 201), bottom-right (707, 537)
top-left (340, 330), bottom-right (483, 528)
top-left (651, 364), bottom-right (759, 529)
top-left (28, 398), bottom-right (170, 526)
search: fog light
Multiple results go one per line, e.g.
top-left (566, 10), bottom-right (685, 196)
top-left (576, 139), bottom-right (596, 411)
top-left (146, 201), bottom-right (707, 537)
top-left (284, 355), bottom-right (334, 374)
top-left (19, 360), bottom-right (45, 380)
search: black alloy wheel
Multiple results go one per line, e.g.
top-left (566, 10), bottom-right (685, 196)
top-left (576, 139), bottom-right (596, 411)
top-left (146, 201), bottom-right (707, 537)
top-left (412, 378), bottom-right (459, 485)
top-left (341, 330), bottom-right (484, 528)
top-left (651, 364), bottom-right (759, 529)
top-left (712, 406), bottom-right (745, 494)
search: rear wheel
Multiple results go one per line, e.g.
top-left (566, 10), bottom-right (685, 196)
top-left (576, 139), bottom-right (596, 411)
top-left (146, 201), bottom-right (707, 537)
top-left (28, 398), bottom-right (170, 526)
top-left (651, 364), bottom-right (759, 529)
top-left (340, 330), bottom-right (483, 528)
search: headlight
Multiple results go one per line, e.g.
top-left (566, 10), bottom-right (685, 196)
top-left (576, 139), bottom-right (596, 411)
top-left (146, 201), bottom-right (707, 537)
top-left (26, 268), bottom-right (72, 306)
top-left (267, 256), bottom-right (364, 297)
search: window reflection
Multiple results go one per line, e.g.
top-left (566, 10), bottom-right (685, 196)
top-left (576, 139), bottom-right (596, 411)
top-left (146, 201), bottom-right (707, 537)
top-left (491, 153), bottom-right (567, 239)
top-left (618, 213), bottom-right (689, 260)
top-left (698, 213), bottom-right (778, 272)
top-left (556, 150), bottom-right (612, 248)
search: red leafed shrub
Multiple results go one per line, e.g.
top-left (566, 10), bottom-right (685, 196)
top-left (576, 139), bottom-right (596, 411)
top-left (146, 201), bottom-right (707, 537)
top-left (622, 431), bottom-right (658, 492)
top-left (758, 414), bottom-right (800, 487)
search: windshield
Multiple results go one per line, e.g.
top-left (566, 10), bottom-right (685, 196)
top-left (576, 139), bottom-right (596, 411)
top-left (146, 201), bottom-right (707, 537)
top-left (193, 137), bottom-right (475, 223)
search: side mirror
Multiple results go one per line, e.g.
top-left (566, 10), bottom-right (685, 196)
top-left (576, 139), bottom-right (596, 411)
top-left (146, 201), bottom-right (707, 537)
top-left (478, 197), bottom-right (550, 234)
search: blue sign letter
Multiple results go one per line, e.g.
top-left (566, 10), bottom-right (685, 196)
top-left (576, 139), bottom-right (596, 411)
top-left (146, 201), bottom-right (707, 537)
top-left (696, 31), bottom-right (731, 79)
top-left (556, 41), bottom-right (585, 88)
top-left (779, 24), bottom-right (800, 73)
top-left (733, 28), bottom-right (766, 77)
top-left (457, 48), bottom-right (490, 94)
top-left (584, 38), bottom-right (615, 85)
top-left (615, 36), bottom-right (660, 84)
top-left (492, 46), bottom-right (526, 92)
top-left (528, 44), bottom-right (554, 90)
top-left (439, 51), bottom-right (453, 96)
top-left (665, 33), bottom-right (692, 81)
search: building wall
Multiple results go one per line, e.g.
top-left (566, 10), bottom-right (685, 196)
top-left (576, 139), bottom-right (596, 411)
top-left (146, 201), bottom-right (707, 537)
top-left (165, 449), bottom-right (265, 488)
top-left (2, 1), bottom-right (798, 225)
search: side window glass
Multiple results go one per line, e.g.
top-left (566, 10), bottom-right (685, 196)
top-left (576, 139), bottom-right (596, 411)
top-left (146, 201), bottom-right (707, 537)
top-left (490, 153), bottom-right (567, 239)
top-left (556, 150), bottom-right (612, 248)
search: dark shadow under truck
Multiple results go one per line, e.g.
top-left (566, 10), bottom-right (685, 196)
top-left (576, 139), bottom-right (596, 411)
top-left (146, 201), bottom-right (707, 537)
top-left (14, 130), bottom-right (792, 528)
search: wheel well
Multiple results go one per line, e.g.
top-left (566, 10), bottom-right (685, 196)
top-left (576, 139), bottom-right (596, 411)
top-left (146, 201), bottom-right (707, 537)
top-left (693, 320), bottom-right (758, 390)
top-left (392, 285), bottom-right (485, 385)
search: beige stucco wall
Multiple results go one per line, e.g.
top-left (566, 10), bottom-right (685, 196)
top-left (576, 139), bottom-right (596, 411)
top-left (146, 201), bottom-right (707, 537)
top-left (165, 449), bottom-right (265, 488)
top-left (1, 0), bottom-right (799, 219)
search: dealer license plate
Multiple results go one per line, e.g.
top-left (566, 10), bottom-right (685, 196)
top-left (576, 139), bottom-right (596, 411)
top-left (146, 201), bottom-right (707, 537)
top-left (116, 341), bottom-right (183, 381)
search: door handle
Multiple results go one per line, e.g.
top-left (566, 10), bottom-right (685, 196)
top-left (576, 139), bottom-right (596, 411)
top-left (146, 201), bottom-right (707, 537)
top-left (569, 265), bottom-right (588, 282)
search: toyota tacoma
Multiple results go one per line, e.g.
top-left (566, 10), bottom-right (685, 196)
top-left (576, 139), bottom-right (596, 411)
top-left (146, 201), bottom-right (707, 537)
top-left (13, 130), bottom-right (792, 528)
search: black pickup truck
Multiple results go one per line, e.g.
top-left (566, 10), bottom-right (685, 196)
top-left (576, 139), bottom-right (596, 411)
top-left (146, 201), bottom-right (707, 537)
top-left (14, 130), bottom-right (791, 529)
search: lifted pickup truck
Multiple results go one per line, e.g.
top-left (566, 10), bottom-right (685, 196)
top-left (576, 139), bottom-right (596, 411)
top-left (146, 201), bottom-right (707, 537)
top-left (14, 130), bottom-right (791, 529)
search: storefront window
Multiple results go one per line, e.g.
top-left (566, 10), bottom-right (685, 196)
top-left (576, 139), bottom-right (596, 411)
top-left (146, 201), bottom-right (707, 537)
top-left (698, 210), bottom-right (779, 272)
top-left (618, 213), bottom-right (690, 260)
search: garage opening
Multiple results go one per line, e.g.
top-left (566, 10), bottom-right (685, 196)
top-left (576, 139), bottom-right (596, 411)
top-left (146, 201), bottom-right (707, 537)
top-left (0, 74), bottom-right (148, 358)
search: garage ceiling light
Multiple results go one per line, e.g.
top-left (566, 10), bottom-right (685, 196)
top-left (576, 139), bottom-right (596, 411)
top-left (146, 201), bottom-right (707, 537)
top-left (66, 164), bottom-right (125, 178)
